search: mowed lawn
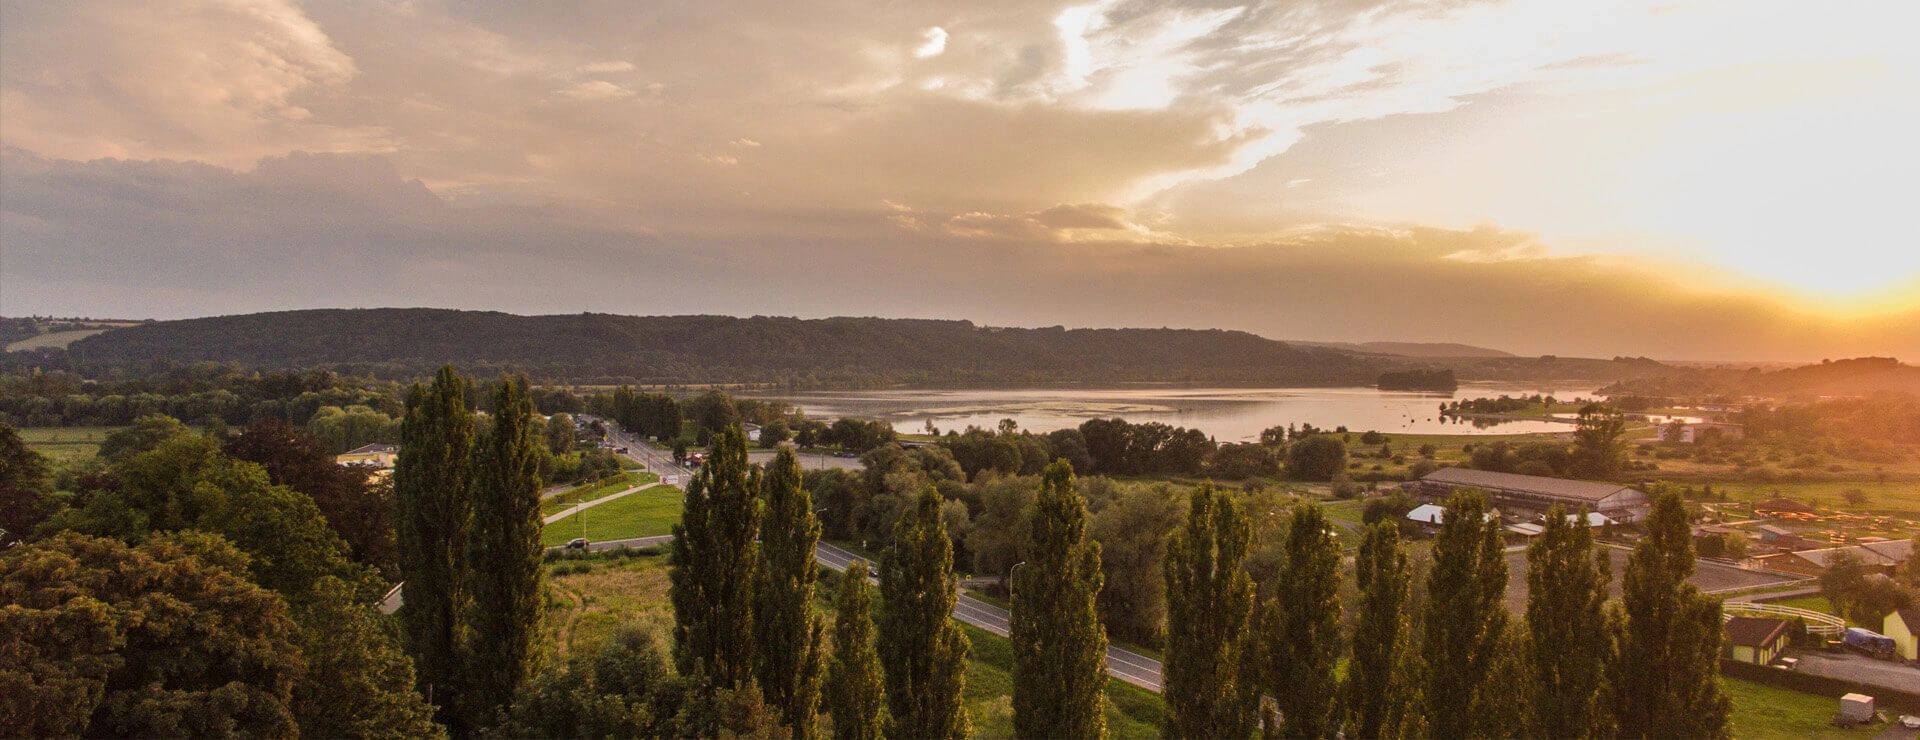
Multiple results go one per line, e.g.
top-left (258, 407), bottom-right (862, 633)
top-left (541, 484), bottom-right (683, 546)
top-left (18, 425), bottom-right (122, 463)
top-left (1724, 676), bottom-right (1883, 740)
top-left (541, 471), bottom-right (659, 517)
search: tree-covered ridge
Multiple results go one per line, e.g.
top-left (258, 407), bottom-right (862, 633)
top-left (50, 309), bottom-right (1380, 386)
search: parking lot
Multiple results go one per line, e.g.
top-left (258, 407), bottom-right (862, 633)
top-left (1501, 545), bottom-right (1803, 612)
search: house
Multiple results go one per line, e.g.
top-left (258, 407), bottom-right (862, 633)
top-left (1754, 498), bottom-right (1816, 516)
top-left (1753, 540), bottom-right (1914, 577)
top-left (1885, 608), bottom-right (1920, 661)
top-left (743, 423), bottom-right (762, 442)
top-left (1723, 616), bottom-right (1792, 665)
top-left (335, 443), bottom-right (398, 469)
top-left (1504, 522), bottom-right (1546, 543)
top-left (1406, 503), bottom-right (1495, 530)
top-left (1407, 468), bottom-right (1649, 523)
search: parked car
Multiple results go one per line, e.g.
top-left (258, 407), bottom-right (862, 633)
top-left (566, 538), bottom-right (590, 550)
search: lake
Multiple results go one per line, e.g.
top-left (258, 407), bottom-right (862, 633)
top-left (758, 383), bottom-right (1610, 443)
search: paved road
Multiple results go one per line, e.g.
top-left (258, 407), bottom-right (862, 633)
top-left (815, 541), bottom-right (1164, 692)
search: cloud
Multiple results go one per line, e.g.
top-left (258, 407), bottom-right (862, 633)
top-left (556, 80), bottom-right (635, 101)
top-left (914, 27), bottom-right (948, 58)
top-left (578, 61), bottom-right (636, 74)
top-left (0, 0), bottom-right (373, 165)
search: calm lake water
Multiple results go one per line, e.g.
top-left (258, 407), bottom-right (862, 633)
top-left (760, 383), bottom-right (1610, 443)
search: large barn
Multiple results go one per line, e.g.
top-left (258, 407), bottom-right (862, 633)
top-left (1406, 467), bottom-right (1650, 523)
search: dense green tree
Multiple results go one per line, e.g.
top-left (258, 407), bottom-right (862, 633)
top-left (1526, 506), bottom-right (1613, 738)
top-left (292, 575), bottom-right (446, 739)
top-left (96, 413), bottom-right (192, 462)
top-left (226, 416), bottom-right (397, 577)
top-left (1572, 404), bottom-right (1629, 479)
top-left (1423, 489), bottom-right (1508, 740)
top-left (394, 366), bottom-right (477, 731)
top-left (0, 423), bottom-right (53, 542)
top-left (689, 390), bottom-right (742, 435)
top-left (1614, 491), bottom-right (1730, 738)
top-left (546, 412), bottom-right (576, 455)
top-left (1089, 483), bottom-right (1182, 648)
top-left (1345, 520), bottom-right (1410, 739)
top-left (1163, 483), bottom-right (1256, 739)
top-left (467, 376), bottom-right (546, 725)
top-left (756, 447), bottom-right (828, 737)
top-left (1012, 461), bottom-right (1108, 739)
top-left (826, 561), bottom-right (885, 740)
top-left (1819, 548), bottom-right (1868, 621)
top-left (0, 532), bottom-right (304, 737)
top-left (669, 425), bottom-right (762, 689)
top-left (1285, 434), bottom-right (1347, 481)
top-left (1263, 502), bottom-right (1343, 738)
top-left (879, 488), bottom-right (970, 739)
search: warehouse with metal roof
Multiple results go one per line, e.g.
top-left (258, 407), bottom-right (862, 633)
top-left (1406, 467), bottom-right (1650, 523)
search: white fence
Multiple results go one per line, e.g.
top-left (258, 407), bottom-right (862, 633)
top-left (1721, 601), bottom-right (1846, 638)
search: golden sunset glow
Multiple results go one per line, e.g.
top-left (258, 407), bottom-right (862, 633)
top-left (2, 0), bottom-right (1916, 359)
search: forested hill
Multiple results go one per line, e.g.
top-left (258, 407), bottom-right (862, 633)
top-left (56, 309), bottom-right (1384, 386)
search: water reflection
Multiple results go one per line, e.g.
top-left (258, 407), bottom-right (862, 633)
top-left (755, 383), bottom-right (1601, 443)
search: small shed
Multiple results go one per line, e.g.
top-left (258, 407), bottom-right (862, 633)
top-left (1839, 694), bottom-right (1874, 724)
top-left (1407, 504), bottom-right (1446, 526)
top-left (1724, 616), bottom-right (1792, 666)
top-left (1885, 608), bottom-right (1920, 662)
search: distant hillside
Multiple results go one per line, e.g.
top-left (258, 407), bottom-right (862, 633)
top-left (56, 309), bottom-right (1384, 387)
top-left (1292, 340), bottom-right (1515, 358)
top-left (1599, 357), bottom-right (1920, 399)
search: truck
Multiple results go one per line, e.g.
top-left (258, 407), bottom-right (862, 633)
top-left (1843, 627), bottom-right (1896, 659)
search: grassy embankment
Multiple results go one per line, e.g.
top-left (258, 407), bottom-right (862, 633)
top-left (1723, 676), bottom-right (1884, 740)
top-left (541, 481), bottom-right (682, 546)
top-left (540, 471), bottom-right (659, 516)
top-left (541, 551), bottom-right (1166, 738)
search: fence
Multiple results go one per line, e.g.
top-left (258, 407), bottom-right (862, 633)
top-left (1722, 601), bottom-right (1847, 638)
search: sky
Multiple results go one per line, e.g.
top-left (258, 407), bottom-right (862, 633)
top-left (2, 0), bottom-right (1917, 361)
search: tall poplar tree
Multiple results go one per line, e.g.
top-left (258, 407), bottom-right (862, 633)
top-left (879, 488), bottom-right (970, 740)
top-left (1422, 489), bottom-right (1507, 740)
top-left (394, 366), bottom-right (475, 731)
top-left (669, 425), bottom-right (762, 689)
top-left (1345, 520), bottom-right (1410, 739)
top-left (757, 447), bottom-right (827, 738)
top-left (1011, 461), bottom-right (1107, 740)
top-left (1526, 506), bottom-right (1613, 738)
top-left (1262, 502), bottom-right (1343, 739)
top-left (1614, 491), bottom-right (1731, 738)
top-left (466, 375), bottom-right (545, 725)
top-left (825, 560), bottom-right (884, 740)
top-left (1163, 483), bottom-right (1255, 739)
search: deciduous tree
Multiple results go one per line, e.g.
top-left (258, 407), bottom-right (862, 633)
top-left (394, 366), bottom-right (476, 731)
top-left (1526, 506), bottom-right (1613, 738)
top-left (879, 488), bottom-right (969, 739)
top-left (1012, 461), bottom-right (1107, 739)
top-left (467, 376), bottom-right (546, 724)
top-left (756, 447), bottom-right (827, 737)
top-left (1263, 502), bottom-right (1343, 738)
top-left (1163, 483), bottom-right (1255, 739)
top-left (1345, 520), bottom-right (1409, 739)
top-left (1423, 489), bottom-right (1507, 739)
top-left (669, 425), bottom-right (762, 689)
top-left (825, 561), bottom-right (884, 740)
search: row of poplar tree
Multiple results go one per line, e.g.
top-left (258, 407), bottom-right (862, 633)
top-left (392, 368), bottom-right (549, 736)
top-left (1162, 486), bottom-right (1732, 739)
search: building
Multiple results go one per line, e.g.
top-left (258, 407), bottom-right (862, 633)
top-left (1753, 540), bottom-right (1914, 578)
top-left (743, 423), bottom-right (762, 442)
top-left (1724, 616), bottom-right (1792, 665)
top-left (335, 443), bottom-right (398, 469)
top-left (1886, 608), bottom-right (1920, 662)
top-left (1659, 421), bottom-right (1745, 444)
top-left (1754, 498), bottom-right (1816, 516)
top-left (1407, 468), bottom-right (1649, 523)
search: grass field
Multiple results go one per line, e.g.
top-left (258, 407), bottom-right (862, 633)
top-left (1724, 676), bottom-right (1883, 740)
top-left (4, 328), bottom-right (109, 352)
top-left (540, 471), bottom-right (659, 516)
top-left (17, 425), bottom-right (122, 463)
top-left (541, 483), bottom-right (683, 546)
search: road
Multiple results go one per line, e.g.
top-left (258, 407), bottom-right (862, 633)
top-left (814, 541), bottom-right (1164, 692)
top-left (585, 414), bottom-right (864, 475)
